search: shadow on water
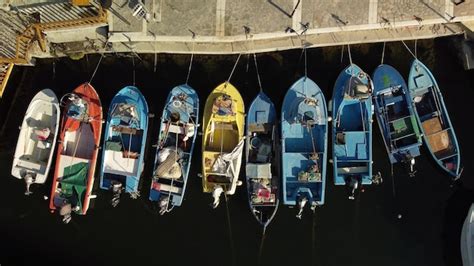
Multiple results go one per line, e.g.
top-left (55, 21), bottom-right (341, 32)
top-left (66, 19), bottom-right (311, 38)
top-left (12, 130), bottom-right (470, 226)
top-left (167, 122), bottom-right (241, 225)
top-left (0, 36), bottom-right (473, 266)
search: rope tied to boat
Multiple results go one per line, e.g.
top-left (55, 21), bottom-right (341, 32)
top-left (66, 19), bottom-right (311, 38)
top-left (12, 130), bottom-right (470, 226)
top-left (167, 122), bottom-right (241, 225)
top-left (401, 40), bottom-right (417, 60)
top-left (347, 44), bottom-right (353, 66)
top-left (381, 42), bottom-right (386, 65)
top-left (224, 193), bottom-right (236, 266)
top-left (88, 40), bottom-right (108, 84)
top-left (225, 53), bottom-right (242, 88)
top-left (132, 56), bottom-right (136, 86)
top-left (185, 32), bottom-right (196, 85)
top-left (253, 53), bottom-right (263, 93)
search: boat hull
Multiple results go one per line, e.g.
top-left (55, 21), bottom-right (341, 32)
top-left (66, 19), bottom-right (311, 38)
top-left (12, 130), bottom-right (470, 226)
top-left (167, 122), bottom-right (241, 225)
top-left (332, 64), bottom-right (373, 186)
top-left (461, 204), bottom-right (474, 266)
top-left (246, 91), bottom-right (279, 227)
top-left (150, 84), bottom-right (199, 208)
top-left (372, 64), bottom-right (422, 164)
top-left (202, 82), bottom-right (245, 195)
top-left (281, 77), bottom-right (327, 206)
top-left (99, 86), bottom-right (149, 194)
top-left (49, 83), bottom-right (102, 215)
top-left (12, 89), bottom-right (60, 185)
top-left (407, 59), bottom-right (461, 178)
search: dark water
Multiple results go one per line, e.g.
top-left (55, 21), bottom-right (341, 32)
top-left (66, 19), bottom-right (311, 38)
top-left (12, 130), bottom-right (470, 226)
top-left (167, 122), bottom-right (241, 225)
top-left (0, 36), bottom-right (473, 266)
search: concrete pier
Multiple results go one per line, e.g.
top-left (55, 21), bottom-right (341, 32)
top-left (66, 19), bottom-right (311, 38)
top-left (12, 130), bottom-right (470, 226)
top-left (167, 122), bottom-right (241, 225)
top-left (1, 0), bottom-right (474, 60)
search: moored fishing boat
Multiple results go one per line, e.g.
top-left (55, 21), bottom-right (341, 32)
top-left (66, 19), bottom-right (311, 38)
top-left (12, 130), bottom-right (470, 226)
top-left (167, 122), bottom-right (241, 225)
top-left (99, 86), bottom-right (149, 207)
top-left (11, 89), bottom-right (60, 195)
top-left (49, 83), bottom-right (102, 223)
top-left (372, 64), bottom-right (422, 176)
top-left (202, 82), bottom-right (245, 208)
top-left (407, 59), bottom-right (461, 179)
top-left (461, 204), bottom-right (474, 266)
top-left (332, 64), bottom-right (373, 200)
top-left (149, 84), bottom-right (199, 214)
top-left (281, 76), bottom-right (327, 219)
top-left (246, 91), bottom-right (279, 227)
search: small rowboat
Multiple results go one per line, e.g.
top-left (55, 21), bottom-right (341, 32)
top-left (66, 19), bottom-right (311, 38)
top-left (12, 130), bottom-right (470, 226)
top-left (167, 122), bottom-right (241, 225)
top-left (202, 82), bottom-right (245, 208)
top-left (407, 59), bottom-right (461, 179)
top-left (49, 83), bottom-right (102, 223)
top-left (150, 84), bottom-right (199, 214)
top-left (246, 92), bottom-right (279, 227)
top-left (99, 86), bottom-right (149, 206)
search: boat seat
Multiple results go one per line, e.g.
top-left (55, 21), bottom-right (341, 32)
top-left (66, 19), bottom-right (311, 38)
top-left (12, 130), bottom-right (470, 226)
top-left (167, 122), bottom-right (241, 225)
top-left (248, 123), bottom-right (271, 133)
top-left (103, 150), bottom-right (139, 176)
top-left (112, 125), bottom-right (142, 135)
top-left (426, 128), bottom-right (453, 155)
top-left (17, 158), bottom-right (42, 171)
top-left (337, 166), bottom-right (368, 174)
top-left (152, 182), bottom-right (182, 194)
top-left (422, 117), bottom-right (443, 136)
top-left (246, 163), bottom-right (272, 179)
top-left (212, 122), bottom-right (234, 130)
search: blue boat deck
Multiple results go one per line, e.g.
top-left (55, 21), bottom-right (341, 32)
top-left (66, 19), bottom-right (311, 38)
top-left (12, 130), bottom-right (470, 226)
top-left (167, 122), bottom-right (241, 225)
top-left (100, 86), bottom-right (148, 194)
top-left (149, 85), bottom-right (199, 207)
top-left (281, 77), bottom-right (327, 206)
top-left (332, 64), bottom-right (373, 186)
top-left (408, 60), bottom-right (461, 178)
top-left (282, 152), bottom-right (323, 205)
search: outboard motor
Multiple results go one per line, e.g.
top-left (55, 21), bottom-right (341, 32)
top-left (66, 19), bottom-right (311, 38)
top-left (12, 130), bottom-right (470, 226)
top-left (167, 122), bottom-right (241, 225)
top-left (296, 196), bottom-right (308, 219)
top-left (110, 181), bottom-right (123, 207)
top-left (403, 154), bottom-right (416, 177)
top-left (23, 173), bottom-right (35, 196)
top-left (212, 185), bottom-right (224, 209)
top-left (347, 175), bottom-right (362, 200)
top-left (59, 203), bottom-right (72, 224)
top-left (159, 196), bottom-right (170, 215)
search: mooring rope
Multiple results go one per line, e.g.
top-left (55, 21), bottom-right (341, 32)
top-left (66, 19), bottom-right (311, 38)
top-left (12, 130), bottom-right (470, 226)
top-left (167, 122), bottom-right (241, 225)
top-left (257, 226), bottom-right (266, 266)
top-left (401, 40), bottom-right (417, 59)
top-left (226, 53), bottom-right (242, 87)
top-left (340, 45), bottom-right (345, 63)
top-left (311, 208), bottom-right (317, 266)
top-left (132, 56), bottom-right (136, 86)
top-left (88, 40), bottom-right (108, 84)
top-left (414, 39), bottom-right (418, 59)
top-left (347, 44), bottom-right (353, 65)
top-left (253, 53), bottom-right (263, 92)
top-left (224, 193), bottom-right (236, 266)
top-left (185, 41), bottom-right (195, 85)
top-left (381, 42), bottom-right (386, 65)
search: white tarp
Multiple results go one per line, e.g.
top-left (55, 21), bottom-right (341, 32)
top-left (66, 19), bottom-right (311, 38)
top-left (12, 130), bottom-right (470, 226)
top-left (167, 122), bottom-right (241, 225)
top-left (211, 138), bottom-right (245, 181)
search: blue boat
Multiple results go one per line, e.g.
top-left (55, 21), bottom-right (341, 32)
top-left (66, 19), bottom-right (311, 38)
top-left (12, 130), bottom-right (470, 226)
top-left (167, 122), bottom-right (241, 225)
top-left (149, 85), bottom-right (199, 214)
top-left (372, 64), bottom-right (422, 175)
top-left (281, 77), bottom-right (327, 219)
top-left (246, 92), bottom-right (279, 228)
top-left (407, 59), bottom-right (461, 179)
top-left (332, 64), bottom-right (373, 199)
top-left (99, 86), bottom-right (149, 206)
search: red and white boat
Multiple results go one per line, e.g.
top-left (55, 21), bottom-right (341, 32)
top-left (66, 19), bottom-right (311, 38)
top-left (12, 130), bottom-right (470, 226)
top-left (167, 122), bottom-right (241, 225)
top-left (49, 83), bottom-right (102, 223)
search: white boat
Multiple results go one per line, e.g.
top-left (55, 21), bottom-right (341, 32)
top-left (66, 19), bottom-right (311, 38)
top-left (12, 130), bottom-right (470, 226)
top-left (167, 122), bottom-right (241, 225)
top-left (462, 203), bottom-right (474, 266)
top-left (11, 89), bottom-right (60, 195)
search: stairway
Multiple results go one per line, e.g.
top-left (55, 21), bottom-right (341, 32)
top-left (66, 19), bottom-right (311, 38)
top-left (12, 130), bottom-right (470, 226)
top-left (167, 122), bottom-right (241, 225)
top-left (0, 63), bottom-right (14, 98)
top-left (0, 2), bottom-right (107, 64)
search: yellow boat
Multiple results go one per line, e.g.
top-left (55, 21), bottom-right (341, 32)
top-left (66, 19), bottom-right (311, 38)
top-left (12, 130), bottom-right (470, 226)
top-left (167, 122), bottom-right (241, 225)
top-left (202, 82), bottom-right (245, 208)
